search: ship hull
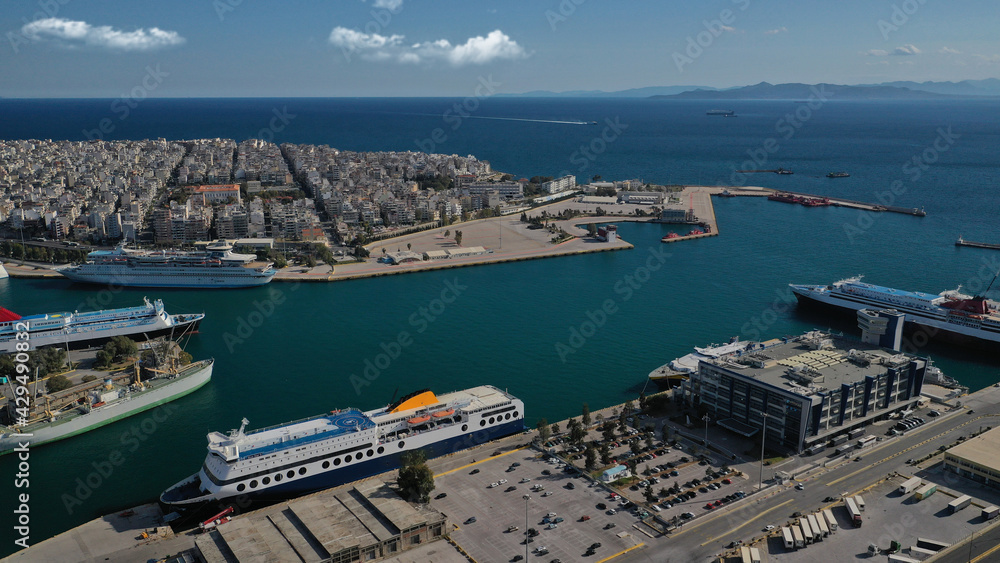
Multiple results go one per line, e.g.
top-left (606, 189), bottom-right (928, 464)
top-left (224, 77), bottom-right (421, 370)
top-left (790, 284), bottom-right (1000, 348)
top-left (161, 418), bottom-right (525, 506)
top-left (0, 316), bottom-right (202, 353)
top-left (0, 360), bottom-right (213, 454)
top-left (59, 269), bottom-right (274, 288)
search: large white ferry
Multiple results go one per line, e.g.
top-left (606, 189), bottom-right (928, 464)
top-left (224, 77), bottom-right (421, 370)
top-left (790, 277), bottom-right (1000, 346)
top-left (161, 385), bottom-right (524, 505)
top-left (0, 298), bottom-right (203, 353)
top-left (57, 240), bottom-right (275, 288)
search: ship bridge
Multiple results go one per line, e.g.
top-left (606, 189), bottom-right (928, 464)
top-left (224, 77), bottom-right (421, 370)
top-left (207, 410), bottom-right (376, 462)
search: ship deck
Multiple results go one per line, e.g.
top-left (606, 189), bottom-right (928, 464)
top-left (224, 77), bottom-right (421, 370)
top-left (240, 410), bottom-right (376, 457)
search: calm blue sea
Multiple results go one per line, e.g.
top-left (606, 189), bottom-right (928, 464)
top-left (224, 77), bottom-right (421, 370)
top-left (1, 97), bottom-right (1000, 553)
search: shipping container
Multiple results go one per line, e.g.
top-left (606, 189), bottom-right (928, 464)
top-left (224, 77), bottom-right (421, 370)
top-left (814, 512), bottom-right (830, 537)
top-left (854, 495), bottom-right (866, 512)
top-left (749, 546), bottom-right (762, 563)
top-left (948, 495), bottom-right (972, 513)
top-left (823, 508), bottom-right (838, 532)
top-left (982, 505), bottom-right (1000, 520)
top-left (845, 497), bottom-right (863, 527)
top-left (791, 524), bottom-right (804, 548)
top-left (782, 526), bottom-right (795, 549)
top-left (740, 546), bottom-right (753, 563)
top-left (899, 477), bottom-right (922, 494)
top-left (807, 514), bottom-right (822, 540)
top-left (799, 518), bottom-right (814, 544)
top-left (914, 483), bottom-right (937, 501)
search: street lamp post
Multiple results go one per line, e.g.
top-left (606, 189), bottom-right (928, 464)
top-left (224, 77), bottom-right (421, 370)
top-left (702, 414), bottom-right (711, 452)
top-left (758, 413), bottom-right (769, 491)
top-left (523, 494), bottom-right (530, 561)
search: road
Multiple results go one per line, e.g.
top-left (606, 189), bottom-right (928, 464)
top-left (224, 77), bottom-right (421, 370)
top-left (616, 385), bottom-right (1000, 562)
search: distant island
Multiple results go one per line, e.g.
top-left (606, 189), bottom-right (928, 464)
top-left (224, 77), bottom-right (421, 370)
top-left (504, 78), bottom-right (1000, 100)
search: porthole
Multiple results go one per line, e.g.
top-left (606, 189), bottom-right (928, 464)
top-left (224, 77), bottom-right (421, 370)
top-left (237, 483), bottom-right (246, 492)
top-left (489, 417), bottom-right (495, 424)
top-left (367, 449), bottom-right (374, 457)
top-left (399, 441), bottom-right (405, 448)
top-left (346, 454), bottom-right (353, 462)
top-left (275, 474), bottom-right (282, 482)
top-left (250, 480), bottom-right (258, 489)
top-left (505, 413), bottom-right (511, 420)
top-left (322, 461), bottom-right (330, 469)
top-left (287, 470), bottom-right (295, 479)
top-left (334, 458), bottom-right (342, 466)
top-left (263, 477), bottom-right (271, 485)
top-left (513, 411), bottom-right (519, 418)
top-left (299, 467), bottom-right (307, 475)
top-left (377, 446), bottom-right (384, 454)
top-left (480, 420), bottom-right (486, 427)
top-left (462, 424), bottom-right (468, 431)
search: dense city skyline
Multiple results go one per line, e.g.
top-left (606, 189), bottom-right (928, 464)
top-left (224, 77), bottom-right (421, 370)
top-left (2, 0), bottom-right (999, 97)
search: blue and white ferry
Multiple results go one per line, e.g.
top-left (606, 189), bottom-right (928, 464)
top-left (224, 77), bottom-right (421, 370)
top-left (0, 297), bottom-right (203, 353)
top-left (161, 386), bottom-right (525, 505)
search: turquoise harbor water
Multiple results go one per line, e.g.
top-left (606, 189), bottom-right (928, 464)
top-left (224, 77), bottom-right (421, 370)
top-left (2, 97), bottom-right (1000, 552)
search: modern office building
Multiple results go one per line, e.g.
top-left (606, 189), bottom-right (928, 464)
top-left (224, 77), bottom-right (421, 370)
top-left (944, 427), bottom-right (1000, 490)
top-left (679, 331), bottom-right (928, 452)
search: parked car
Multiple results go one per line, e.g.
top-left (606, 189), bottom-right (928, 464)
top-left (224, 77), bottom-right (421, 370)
top-left (435, 493), bottom-right (447, 499)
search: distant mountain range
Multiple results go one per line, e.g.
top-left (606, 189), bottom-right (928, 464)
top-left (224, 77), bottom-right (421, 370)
top-left (497, 85), bottom-right (718, 98)
top-left (506, 79), bottom-right (1000, 99)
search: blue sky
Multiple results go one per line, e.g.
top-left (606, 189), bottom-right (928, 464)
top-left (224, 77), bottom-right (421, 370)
top-left (1, 0), bottom-right (998, 97)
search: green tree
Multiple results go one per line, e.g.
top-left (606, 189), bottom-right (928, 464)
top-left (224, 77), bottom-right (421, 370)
top-left (582, 403), bottom-right (591, 426)
top-left (602, 421), bottom-right (616, 442)
top-left (46, 374), bottom-right (73, 393)
top-left (644, 484), bottom-right (656, 503)
top-left (407, 243), bottom-right (412, 251)
top-left (587, 223), bottom-right (597, 237)
top-left (551, 422), bottom-right (560, 435)
top-left (94, 350), bottom-right (113, 369)
top-left (630, 441), bottom-right (643, 456)
top-left (536, 418), bottom-right (551, 444)
top-left (623, 400), bottom-right (634, 418)
top-left (661, 424), bottom-right (672, 444)
top-left (444, 229), bottom-right (450, 238)
top-left (599, 444), bottom-right (611, 466)
top-left (454, 230), bottom-right (463, 246)
top-left (105, 336), bottom-right (138, 364)
top-left (639, 392), bottom-right (647, 412)
top-left (397, 449), bottom-right (435, 503)
top-left (584, 445), bottom-right (597, 470)
top-left (645, 433), bottom-right (655, 450)
top-left (570, 422), bottom-right (586, 445)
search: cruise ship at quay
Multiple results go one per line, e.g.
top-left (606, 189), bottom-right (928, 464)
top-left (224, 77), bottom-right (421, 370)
top-left (790, 277), bottom-right (1000, 346)
top-left (0, 298), bottom-right (203, 353)
top-left (57, 240), bottom-right (275, 288)
top-left (160, 386), bottom-right (525, 506)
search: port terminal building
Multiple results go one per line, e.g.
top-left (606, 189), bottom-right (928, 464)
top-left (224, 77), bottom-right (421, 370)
top-left (944, 426), bottom-right (1000, 490)
top-left (194, 479), bottom-right (447, 563)
top-left (678, 330), bottom-right (928, 453)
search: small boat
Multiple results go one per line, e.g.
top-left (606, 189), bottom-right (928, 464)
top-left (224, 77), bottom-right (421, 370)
top-left (432, 408), bottom-right (455, 418)
top-left (774, 168), bottom-right (794, 175)
top-left (690, 228), bottom-right (705, 235)
top-left (661, 232), bottom-right (680, 242)
top-left (408, 414), bottom-right (431, 424)
top-left (718, 190), bottom-right (735, 197)
top-left (827, 172), bottom-right (850, 178)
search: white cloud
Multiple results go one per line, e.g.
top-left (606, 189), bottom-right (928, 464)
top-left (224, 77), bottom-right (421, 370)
top-left (21, 18), bottom-right (184, 51)
top-left (939, 46), bottom-right (961, 54)
top-left (373, 0), bottom-right (403, 10)
top-left (720, 25), bottom-right (736, 33)
top-left (329, 27), bottom-right (527, 66)
top-left (865, 49), bottom-right (889, 57)
top-left (892, 44), bottom-right (921, 56)
top-left (764, 27), bottom-right (787, 35)
top-left (328, 27), bottom-right (403, 50)
top-left (973, 54), bottom-right (1000, 64)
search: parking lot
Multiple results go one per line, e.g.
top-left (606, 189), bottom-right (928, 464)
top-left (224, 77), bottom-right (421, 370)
top-left (433, 447), bottom-right (643, 562)
top-left (549, 418), bottom-right (751, 531)
top-left (762, 476), bottom-right (997, 561)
